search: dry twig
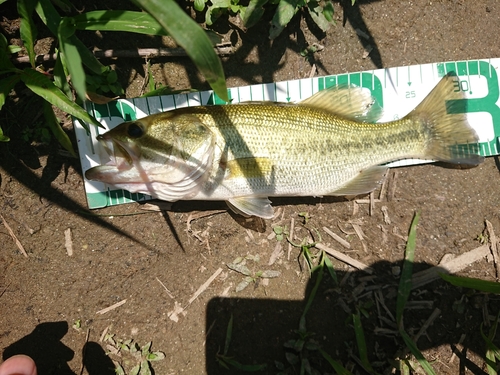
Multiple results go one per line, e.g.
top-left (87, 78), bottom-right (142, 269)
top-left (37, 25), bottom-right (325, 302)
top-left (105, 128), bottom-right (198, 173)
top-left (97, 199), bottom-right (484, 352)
top-left (485, 220), bottom-right (500, 279)
top-left (1, 214), bottom-right (28, 257)
top-left (323, 226), bottom-right (351, 249)
top-left (96, 299), bottom-right (127, 315)
top-left (315, 243), bottom-right (374, 274)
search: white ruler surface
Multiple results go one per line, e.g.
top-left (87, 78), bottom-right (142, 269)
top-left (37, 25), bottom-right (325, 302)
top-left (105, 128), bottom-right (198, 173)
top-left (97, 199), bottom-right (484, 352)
top-left (75, 59), bottom-right (500, 209)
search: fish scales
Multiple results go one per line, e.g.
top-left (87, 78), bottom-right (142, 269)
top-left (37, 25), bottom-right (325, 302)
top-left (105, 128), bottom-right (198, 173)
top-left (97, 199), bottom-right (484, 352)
top-left (182, 105), bottom-right (425, 196)
top-left (85, 73), bottom-right (483, 218)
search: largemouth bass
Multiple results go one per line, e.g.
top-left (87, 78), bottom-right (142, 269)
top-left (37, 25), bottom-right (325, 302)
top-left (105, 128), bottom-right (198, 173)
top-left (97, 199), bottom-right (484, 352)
top-left (85, 73), bottom-right (483, 219)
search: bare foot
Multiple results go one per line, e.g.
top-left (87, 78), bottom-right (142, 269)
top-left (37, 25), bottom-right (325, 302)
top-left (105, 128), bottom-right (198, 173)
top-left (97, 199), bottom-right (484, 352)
top-left (0, 355), bottom-right (37, 375)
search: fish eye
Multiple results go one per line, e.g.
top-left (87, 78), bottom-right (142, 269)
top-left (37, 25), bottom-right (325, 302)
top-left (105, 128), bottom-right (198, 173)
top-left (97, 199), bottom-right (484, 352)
top-left (127, 122), bottom-right (144, 138)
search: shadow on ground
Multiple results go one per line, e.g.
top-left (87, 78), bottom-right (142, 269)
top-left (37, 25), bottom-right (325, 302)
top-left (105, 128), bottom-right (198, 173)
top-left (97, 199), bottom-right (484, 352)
top-left (1, 321), bottom-right (115, 375)
top-left (205, 259), bottom-right (499, 375)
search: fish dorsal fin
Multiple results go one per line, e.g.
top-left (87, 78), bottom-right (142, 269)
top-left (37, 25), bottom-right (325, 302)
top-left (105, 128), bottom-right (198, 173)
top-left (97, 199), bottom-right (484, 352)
top-left (227, 197), bottom-right (274, 219)
top-left (300, 86), bottom-right (383, 123)
top-left (329, 166), bottom-right (388, 196)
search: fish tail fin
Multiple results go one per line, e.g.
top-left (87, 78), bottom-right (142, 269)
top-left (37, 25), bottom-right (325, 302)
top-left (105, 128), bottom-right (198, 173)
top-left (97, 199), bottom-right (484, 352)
top-left (406, 72), bottom-right (483, 165)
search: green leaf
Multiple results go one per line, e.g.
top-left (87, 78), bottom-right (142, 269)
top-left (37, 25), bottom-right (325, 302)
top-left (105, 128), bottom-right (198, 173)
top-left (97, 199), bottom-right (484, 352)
top-left (481, 313), bottom-right (500, 375)
top-left (43, 101), bottom-right (76, 156)
top-left (301, 259), bottom-right (324, 321)
top-left (139, 360), bottom-right (152, 375)
top-left (53, 50), bottom-right (72, 99)
top-left (242, 0), bottom-right (268, 28)
top-left (0, 126), bottom-right (10, 142)
top-left (319, 349), bottom-right (352, 375)
top-left (8, 45), bottom-right (22, 54)
top-left (129, 363), bottom-right (140, 375)
top-left (322, 253), bottom-right (338, 285)
top-left (352, 311), bottom-right (377, 374)
top-left (20, 68), bottom-right (102, 130)
top-left (221, 357), bottom-right (267, 371)
top-left (132, 0), bottom-right (228, 102)
top-left (0, 74), bottom-right (20, 112)
top-left (194, 0), bottom-right (206, 11)
top-left (440, 273), bottom-right (500, 294)
top-left (147, 351), bottom-right (166, 361)
top-left (58, 17), bottom-right (86, 102)
top-left (141, 341), bottom-right (152, 356)
top-left (18, 0), bottom-right (38, 68)
top-left (35, 0), bottom-right (61, 35)
top-left (0, 34), bottom-right (17, 71)
top-left (35, 0), bottom-right (106, 74)
top-left (269, 0), bottom-right (298, 39)
top-left (223, 314), bottom-right (233, 356)
top-left (399, 329), bottom-right (436, 375)
top-left (307, 2), bottom-right (331, 32)
top-left (73, 10), bottom-right (169, 35)
top-left (50, 0), bottom-right (74, 12)
top-left (397, 211), bottom-right (420, 326)
top-left (323, 1), bottom-right (334, 22)
top-left (0, 0), bottom-right (10, 5)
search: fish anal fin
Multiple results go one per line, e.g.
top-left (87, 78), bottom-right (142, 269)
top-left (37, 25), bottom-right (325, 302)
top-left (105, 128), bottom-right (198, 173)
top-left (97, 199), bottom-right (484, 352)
top-left (329, 166), bottom-right (388, 196)
top-left (227, 197), bottom-right (274, 219)
top-left (300, 86), bottom-right (383, 123)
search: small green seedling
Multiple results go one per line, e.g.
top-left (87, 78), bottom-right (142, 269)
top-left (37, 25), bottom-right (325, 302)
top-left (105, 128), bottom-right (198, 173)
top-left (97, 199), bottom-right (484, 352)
top-left (227, 255), bottom-right (280, 292)
top-left (103, 334), bottom-right (165, 375)
top-left (72, 319), bottom-right (82, 331)
top-left (273, 225), bottom-right (289, 241)
top-left (289, 227), bottom-right (322, 274)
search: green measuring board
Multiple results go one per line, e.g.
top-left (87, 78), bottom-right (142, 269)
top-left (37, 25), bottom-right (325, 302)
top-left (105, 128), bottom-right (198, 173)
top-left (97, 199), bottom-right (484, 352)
top-left (75, 58), bottom-right (500, 209)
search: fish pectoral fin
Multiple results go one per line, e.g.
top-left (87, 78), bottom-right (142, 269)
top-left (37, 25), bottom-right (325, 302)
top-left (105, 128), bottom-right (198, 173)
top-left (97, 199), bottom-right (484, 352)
top-left (300, 86), bottom-right (383, 123)
top-left (227, 197), bottom-right (274, 219)
top-left (329, 166), bottom-right (388, 196)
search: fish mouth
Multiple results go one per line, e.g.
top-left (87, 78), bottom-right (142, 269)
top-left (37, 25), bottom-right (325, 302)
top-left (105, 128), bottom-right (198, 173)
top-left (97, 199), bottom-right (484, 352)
top-left (97, 135), bottom-right (140, 171)
top-left (85, 135), bottom-right (140, 182)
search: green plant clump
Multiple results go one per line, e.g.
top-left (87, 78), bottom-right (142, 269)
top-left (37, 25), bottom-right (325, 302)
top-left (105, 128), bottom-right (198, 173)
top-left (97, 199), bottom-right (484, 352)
top-left (0, 0), bottom-right (227, 151)
top-left (196, 0), bottom-right (339, 39)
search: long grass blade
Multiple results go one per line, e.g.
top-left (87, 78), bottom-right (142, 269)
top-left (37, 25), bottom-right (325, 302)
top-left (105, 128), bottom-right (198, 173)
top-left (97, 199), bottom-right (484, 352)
top-left (399, 329), bottom-right (436, 375)
top-left (43, 101), bottom-right (76, 156)
top-left (17, 0), bottom-right (38, 68)
top-left (58, 18), bottom-right (86, 102)
top-left (397, 211), bottom-right (420, 326)
top-left (352, 311), bottom-right (377, 374)
top-left (300, 260), bottom-right (324, 321)
top-left (20, 68), bottom-right (101, 129)
top-left (319, 349), bottom-right (353, 375)
top-left (35, 0), bottom-right (106, 74)
top-left (132, 0), bottom-right (228, 102)
top-left (440, 273), bottom-right (500, 294)
top-left (481, 312), bottom-right (500, 374)
top-left (223, 314), bottom-right (233, 356)
top-left (73, 10), bottom-right (169, 35)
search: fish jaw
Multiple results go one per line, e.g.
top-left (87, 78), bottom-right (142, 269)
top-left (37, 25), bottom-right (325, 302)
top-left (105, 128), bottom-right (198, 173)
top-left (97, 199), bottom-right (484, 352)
top-left (85, 124), bottom-right (217, 201)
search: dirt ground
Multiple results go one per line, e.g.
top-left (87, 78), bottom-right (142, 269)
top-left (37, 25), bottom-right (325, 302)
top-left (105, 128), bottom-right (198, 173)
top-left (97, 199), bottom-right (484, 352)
top-left (1, 0), bottom-right (500, 374)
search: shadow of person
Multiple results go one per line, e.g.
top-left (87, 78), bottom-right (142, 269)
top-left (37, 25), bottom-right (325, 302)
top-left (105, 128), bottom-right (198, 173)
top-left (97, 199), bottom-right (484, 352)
top-left (82, 342), bottom-right (116, 375)
top-left (2, 321), bottom-right (75, 375)
top-left (205, 259), bottom-right (500, 375)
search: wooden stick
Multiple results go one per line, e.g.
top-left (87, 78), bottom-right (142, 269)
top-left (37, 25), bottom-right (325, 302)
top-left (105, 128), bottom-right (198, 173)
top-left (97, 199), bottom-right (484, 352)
top-left (323, 226), bottom-right (351, 249)
top-left (485, 220), bottom-right (500, 279)
top-left (1, 214), bottom-right (28, 257)
top-left (12, 45), bottom-right (233, 64)
top-left (315, 243), bottom-right (374, 274)
top-left (96, 299), bottom-right (127, 315)
top-left (412, 245), bottom-right (490, 289)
